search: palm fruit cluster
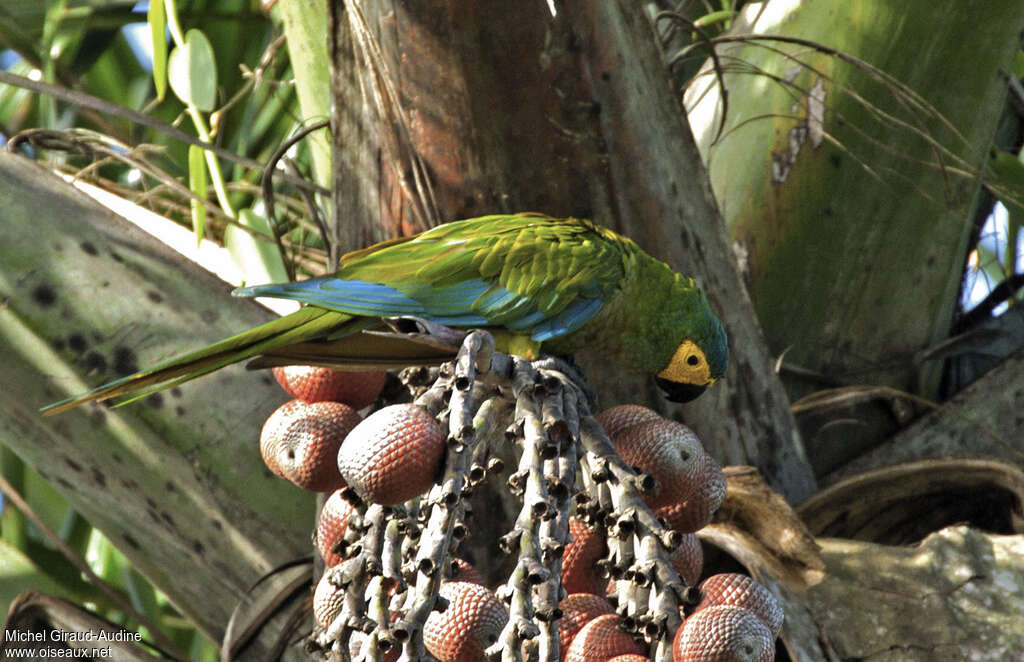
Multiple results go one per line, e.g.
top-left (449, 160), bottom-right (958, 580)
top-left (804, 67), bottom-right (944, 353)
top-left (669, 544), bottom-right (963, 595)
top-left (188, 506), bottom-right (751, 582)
top-left (255, 331), bottom-right (782, 661)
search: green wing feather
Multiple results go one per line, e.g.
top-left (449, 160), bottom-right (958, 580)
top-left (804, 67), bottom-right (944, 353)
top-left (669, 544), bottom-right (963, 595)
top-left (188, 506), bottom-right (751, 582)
top-left (344, 213), bottom-right (631, 314)
top-left (239, 213), bottom-right (635, 336)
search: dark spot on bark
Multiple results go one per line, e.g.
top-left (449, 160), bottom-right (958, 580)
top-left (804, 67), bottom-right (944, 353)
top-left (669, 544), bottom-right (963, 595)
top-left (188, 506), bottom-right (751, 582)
top-left (32, 283), bottom-right (57, 307)
top-left (80, 241), bottom-right (98, 256)
top-left (53, 242), bottom-right (63, 252)
top-left (170, 387), bottom-right (183, 398)
top-left (147, 392), bottom-right (164, 409)
top-left (92, 467), bottom-right (106, 488)
top-left (64, 457), bottom-right (82, 472)
top-left (146, 498), bottom-right (158, 510)
top-left (122, 478), bottom-right (139, 490)
top-left (211, 519), bottom-right (223, 531)
top-left (90, 408), bottom-right (107, 427)
top-left (165, 481), bottom-right (176, 492)
top-left (601, 71), bottom-right (610, 81)
top-left (83, 351), bottom-right (107, 374)
top-left (146, 290), bottom-right (164, 304)
top-left (829, 154), bottom-right (841, 168)
top-left (175, 406), bottom-right (186, 417)
top-left (56, 477), bottom-right (74, 490)
top-left (589, 102), bottom-right (601, 117)
top-left (122, 533), bottom-right (140, 549)
top-left (200, 309), bottom-right (219, 324)
top-left (112, 346), bottom-right (139, 375)
top-left (567, 32), bottom-right (583, 51)
top-left (192, 539), bottom-right (205, 555)
top-left (67, 333), bottom-right (87, 353)
top-left (161, 511), bottom-right (176, 528)
top-left (261, 375), bottom-right (274, 386)
top-left (109, 251), bottom-right (124, 263)
top-left (112, 453), bottom-right (123, 464)
top-left (53, 338), bottom-right (66, 351)
top-left (102, 281), bottom-right (110, 288)
top-left (463, 196), bottom-right (476, 210)
top-left (823, 206), bottom-right (833, 217)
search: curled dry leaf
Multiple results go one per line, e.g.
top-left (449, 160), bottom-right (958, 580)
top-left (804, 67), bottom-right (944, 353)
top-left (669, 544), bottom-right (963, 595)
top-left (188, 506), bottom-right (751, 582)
top-left (699, 466), bottom-right (824, 592)
top-left (797, 458), bottom-right (1024, 544)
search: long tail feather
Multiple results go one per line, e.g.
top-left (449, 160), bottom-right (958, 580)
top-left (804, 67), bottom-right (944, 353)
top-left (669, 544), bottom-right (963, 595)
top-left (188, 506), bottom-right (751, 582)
top-left (41, 307), bottom-right (355, 415)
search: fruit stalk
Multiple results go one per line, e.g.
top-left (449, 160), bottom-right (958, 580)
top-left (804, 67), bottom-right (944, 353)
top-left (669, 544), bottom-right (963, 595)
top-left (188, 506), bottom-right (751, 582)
top-left (394, 333), bottom-right (493, 660)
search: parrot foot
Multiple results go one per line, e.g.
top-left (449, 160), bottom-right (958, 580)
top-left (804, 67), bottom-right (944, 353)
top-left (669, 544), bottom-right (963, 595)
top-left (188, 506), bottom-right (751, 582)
top-left (530, 355), bottom-right (599, 408)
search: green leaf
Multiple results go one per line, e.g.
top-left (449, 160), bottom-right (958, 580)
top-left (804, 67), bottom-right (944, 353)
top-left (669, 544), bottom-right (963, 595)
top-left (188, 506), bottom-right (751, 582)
top-left (188, 144), bottom-right (208, 245)
top-left (167, 29), bottom-right (217, 111)
top-left (148, 0), bottom-right (168, 101)
top-left (224, 209), bottom-right (289, 286)
top-left (989, 149), bottom-right (1024, 208)
top-left (693, 10), bottom-right (736, 30)
top-left (0, 539), bottom-right (70, 607)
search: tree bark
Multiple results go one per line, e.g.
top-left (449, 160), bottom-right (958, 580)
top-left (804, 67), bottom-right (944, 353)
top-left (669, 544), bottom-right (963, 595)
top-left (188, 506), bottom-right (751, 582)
top-left (0, 154), bottom-right (312, 658)
top-left (329, 0), bottom-right (816, 502)
top-left (824, 344), bottom-right (1024, 484)
top-left (805, 526), bottom-right (1024, 661)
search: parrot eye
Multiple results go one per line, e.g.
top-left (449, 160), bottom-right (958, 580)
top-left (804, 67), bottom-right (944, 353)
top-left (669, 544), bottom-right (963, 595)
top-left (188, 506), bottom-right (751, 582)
top-left (686, 354), bottom-right (701, 366)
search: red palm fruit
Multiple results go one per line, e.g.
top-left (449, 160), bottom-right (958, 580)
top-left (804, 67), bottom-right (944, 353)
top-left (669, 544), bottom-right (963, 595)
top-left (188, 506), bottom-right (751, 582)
top-left (450, 558), bottom-right (486, 586)
top-left (312, 570), bottom-right (343, 628)
top-left (596, 404), bottom-right (662, 439)
top-left (670, 533), bottom-right (703, 587)
top-left (673, 605), bottom-right (774, 662)
top-left (693, 574), bottom-right (783, 638)
top-left (260, 400), bottom-right (361, 491)
top-left (607, 656), bottom-right (650, 662)
top-left (316, 489), bottom-right (357, 567)
top-left (557, 594), bottom-right (615, 661)
top-left (565, 614), bottom-right (645, 662)
top-left (273, 365), bottom-right (386, 409)
top-left (612, 419), bottom-right (705, 509)
top-left (423, 581), bottom-right (508, 662)
top-left (655, 454), bottom-right (726, 533)
top-left (337, 404), bottom-right (446, 506)
top-left (562, 518), bottom-right (608, 595)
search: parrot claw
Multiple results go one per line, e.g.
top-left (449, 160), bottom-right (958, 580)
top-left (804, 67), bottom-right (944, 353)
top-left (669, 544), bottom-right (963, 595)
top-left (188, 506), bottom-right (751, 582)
top-left (383, 316), bottom-right (468, 347)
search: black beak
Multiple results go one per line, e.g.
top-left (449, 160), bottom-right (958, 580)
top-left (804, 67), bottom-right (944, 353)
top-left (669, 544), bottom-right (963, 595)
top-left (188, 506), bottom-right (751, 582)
top-left (655, 377), bottom-right (707, 403)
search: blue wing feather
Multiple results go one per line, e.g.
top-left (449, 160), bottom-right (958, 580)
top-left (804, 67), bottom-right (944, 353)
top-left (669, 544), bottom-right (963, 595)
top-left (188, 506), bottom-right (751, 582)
top-left (237, 276), bottom-right (604, 339)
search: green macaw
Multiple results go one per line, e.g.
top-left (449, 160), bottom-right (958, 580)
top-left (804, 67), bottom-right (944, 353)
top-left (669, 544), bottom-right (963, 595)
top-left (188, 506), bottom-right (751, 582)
top-left (43, 213), bottom-right (727, 414)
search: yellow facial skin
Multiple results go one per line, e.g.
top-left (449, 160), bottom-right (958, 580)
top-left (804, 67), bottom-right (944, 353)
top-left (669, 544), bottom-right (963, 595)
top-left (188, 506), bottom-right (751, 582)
top-left (656, 340), bottom-right (714, 386)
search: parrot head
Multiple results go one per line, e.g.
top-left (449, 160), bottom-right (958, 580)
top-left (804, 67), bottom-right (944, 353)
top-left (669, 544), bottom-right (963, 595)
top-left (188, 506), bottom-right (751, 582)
top-left (652, 276), bottom-right (729, 403)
